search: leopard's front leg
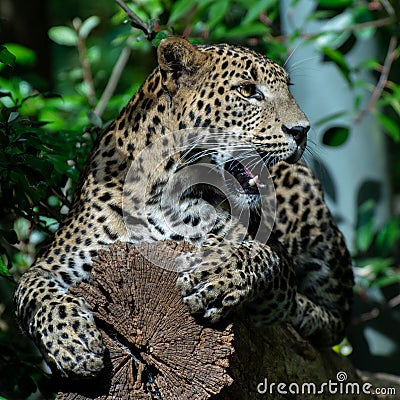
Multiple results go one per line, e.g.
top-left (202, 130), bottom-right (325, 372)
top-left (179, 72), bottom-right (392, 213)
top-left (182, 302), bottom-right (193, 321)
top-left (15, 258), bottom-right (105, 378)
top-left (177, 235), bottom-right (350, 347)
top-left (176, 236), bottom-right (297, 324)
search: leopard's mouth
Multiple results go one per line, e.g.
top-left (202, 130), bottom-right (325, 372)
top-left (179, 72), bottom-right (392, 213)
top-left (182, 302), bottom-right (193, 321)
top-left (224, 160), bottom-right (266, 196)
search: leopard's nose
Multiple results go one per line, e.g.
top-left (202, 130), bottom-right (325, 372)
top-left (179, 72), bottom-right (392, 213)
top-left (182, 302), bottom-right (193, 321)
top-left (282, 124), bottom-right (310, 146)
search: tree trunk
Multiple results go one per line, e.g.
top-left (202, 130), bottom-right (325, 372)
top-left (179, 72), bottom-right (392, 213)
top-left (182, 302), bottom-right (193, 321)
top-left (55, 242), bottom-right (392, 400)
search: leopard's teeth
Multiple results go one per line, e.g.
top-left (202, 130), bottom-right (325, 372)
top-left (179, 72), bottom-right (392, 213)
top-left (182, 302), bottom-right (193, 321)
top-left (248, 175), bottom-right (259, 187)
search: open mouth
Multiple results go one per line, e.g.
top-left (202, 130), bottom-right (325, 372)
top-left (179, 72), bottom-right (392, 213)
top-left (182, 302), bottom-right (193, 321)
top-left (224, 160), bottom-right (266, 196)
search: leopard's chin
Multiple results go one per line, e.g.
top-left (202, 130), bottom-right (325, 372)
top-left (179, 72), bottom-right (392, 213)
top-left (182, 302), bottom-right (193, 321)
top-left (284, 143), bottom-right (306, 164)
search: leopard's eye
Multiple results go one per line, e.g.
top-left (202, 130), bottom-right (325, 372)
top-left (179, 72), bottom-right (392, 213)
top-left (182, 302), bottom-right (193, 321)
top-left (237, 84), bottom-right (265, 101)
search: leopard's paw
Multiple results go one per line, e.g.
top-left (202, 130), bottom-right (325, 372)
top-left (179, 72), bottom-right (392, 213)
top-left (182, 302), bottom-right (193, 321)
top-left (32, 299), bottom-right (105, 378)
top-left (176, 259), bottom-right (249, 323)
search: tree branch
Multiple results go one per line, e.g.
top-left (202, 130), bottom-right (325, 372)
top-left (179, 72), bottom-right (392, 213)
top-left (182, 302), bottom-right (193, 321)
top-left (355, 35), bottom-right (398, 123)
top-left (92, 0), bottom-right (159, 118)
top-left (94, 46), bottom-right (131, 118)
top-left (381, 0), bottom-right (395, 16)
top-left (388, 293), bottom-right (400, 308)
top-left (114, 0), bottom-right (156, 40)
top-left (352, 293), bottom-right (400, 325)
top-left (51, 187), bottom-right (71, 210)
top-left (75, 20), bottom-right (97, 107)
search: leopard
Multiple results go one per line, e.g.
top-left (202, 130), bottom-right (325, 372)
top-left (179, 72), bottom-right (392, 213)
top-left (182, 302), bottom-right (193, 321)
top-left (15, 37), bottom-right (354, 378)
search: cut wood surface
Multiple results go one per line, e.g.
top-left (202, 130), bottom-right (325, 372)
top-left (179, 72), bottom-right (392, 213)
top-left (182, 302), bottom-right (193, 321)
top-left (57, 241), bottom-right (234, 400)
top-left (55, 241), bottom-right (391, 400)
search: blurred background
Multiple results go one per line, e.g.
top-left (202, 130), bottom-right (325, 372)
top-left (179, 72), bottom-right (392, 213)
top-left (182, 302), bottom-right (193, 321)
top-left (0, 0), bottom-right (399, 398)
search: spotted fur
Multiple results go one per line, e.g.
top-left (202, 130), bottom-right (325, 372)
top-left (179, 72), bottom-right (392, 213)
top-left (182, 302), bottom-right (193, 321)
top-left (15, 38), bottom-right (353, 377)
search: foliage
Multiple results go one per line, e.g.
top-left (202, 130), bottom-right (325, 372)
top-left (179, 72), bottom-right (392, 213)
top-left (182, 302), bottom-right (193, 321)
top-left (0, 0), bottom-right (399, 398)
top-left (0, 66), bottom-right (99, 275)
top-left (354, 197), bottom-right (400, 283)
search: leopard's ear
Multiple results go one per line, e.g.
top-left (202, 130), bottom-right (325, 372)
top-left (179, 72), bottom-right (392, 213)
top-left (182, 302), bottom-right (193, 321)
top-left (157, 37), bottom-right (207, 74)
top-left (157, 37), bottom-right (207, 93)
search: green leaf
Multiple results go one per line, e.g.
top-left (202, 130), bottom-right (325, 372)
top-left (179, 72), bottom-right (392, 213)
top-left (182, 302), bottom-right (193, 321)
top-left (207, 0), bottom-right (229, 28)
top-left (169, 0), bottom-right (197, 22)
top-left (242, 0), bottom-right (276, 25)
top-left (321, 46), bottom-right (351, 85)
top-left (152, 31), bottom-right (170, 48)
top-left (374, 274), bottom-right (400, 288)
top-left (8, 111), bottom-right (19, 123)
top-left (79, 16), bottom-right (100, 39)
top-left (0, 258), bottom-right (11, 277)
top-left (353, 6), bottom-right (375, 40)
top-left (315, 11), bottom-right (352, 49)
top-left (318, 0), bottom-right (353, 7)
top-left (376, 219), bottom-right (400, 254)
top-left (48, 26), bottom-right (78, 46)
top-left (353, 5), bottom-right (373, 23)
top-left (0, 46), bottom-right (16, 67)
top-left (356, 199), bottom-right (375, 253)
top-left (357, 257), bottom-right (393, 273)
top-left (377, 113), bottom-right (400, 141)
top-left (359, 58), bottom-right (380, 71)
top-left (355, 26), bottom-right (375, 40)
top-left (3, 43), bottom-right (36, 66)
top-left (16, 154), bottom-right (53, 179)
top-left (322, 126), bottom-right (349, 146)
top-left (308, 10), bottom-right (338, 21)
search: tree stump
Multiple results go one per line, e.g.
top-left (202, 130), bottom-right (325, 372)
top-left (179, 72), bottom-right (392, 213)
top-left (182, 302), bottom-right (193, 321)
top-left (55, 241), bottom-right (383, 400)
top-left (56, 241), bottom-right (233, 400)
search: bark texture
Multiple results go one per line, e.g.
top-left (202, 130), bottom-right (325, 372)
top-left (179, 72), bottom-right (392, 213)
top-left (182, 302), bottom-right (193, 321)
top-left (55, 241), bottom-right (390, 400)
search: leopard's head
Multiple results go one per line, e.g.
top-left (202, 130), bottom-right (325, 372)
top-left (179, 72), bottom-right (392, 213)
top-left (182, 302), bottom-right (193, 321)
top-left (157, 37), bottom-right (309, 205)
